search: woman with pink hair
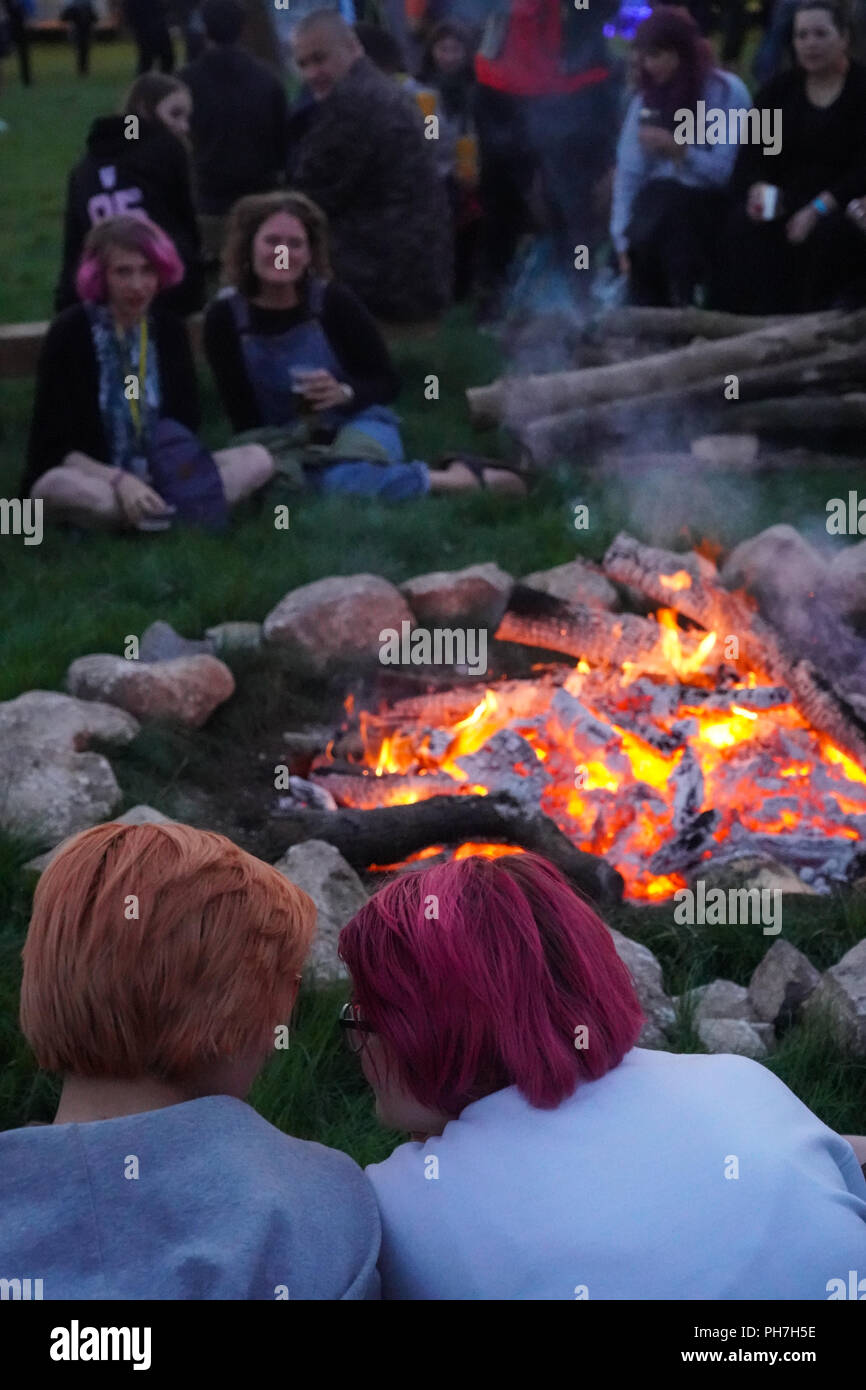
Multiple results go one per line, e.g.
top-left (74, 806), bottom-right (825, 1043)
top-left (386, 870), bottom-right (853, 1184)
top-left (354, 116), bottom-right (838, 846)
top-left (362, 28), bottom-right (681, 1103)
top-left (339, 852), bottom-right (866, 1300)
top-left (24, 214), bottom-right (272, 531)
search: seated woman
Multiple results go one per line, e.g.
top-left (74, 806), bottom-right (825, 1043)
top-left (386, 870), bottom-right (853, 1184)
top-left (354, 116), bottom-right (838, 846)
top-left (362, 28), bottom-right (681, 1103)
top-left (204, 190), bottom-right (524, 500)
top-left (0, 821), bottom-right (380, 1299)
top-left (24, 214), bottom-right (272, 531)
top-left (55, 73), bottom-right (206, 317)
top-left (610, 5), bottom-right (752, 307)
top-left (338, 852), bottom-right (866, 1300)
top-left (721, 0), bottom-right (866, 313)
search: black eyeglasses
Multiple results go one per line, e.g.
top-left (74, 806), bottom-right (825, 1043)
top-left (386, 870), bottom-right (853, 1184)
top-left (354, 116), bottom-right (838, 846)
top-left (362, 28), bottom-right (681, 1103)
top-left (339, 1001), bottom-right (375, 1054)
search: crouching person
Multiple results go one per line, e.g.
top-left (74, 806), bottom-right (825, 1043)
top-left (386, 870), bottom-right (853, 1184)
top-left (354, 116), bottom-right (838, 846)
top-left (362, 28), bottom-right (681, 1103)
top-left (0, 822), bottom-right (381, 1299)
top-left (23, 215), bottom-right (273, 532)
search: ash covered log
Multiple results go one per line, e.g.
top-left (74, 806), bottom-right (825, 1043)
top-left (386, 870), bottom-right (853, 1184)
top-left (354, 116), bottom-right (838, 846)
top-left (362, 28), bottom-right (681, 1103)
top-left (718, 393), bottom-right (866, 437)
top-left (262, 791), bottom-right (623, 905)
top-left (518, 345), bottom-right (866, 463)
top-left (468, 310), bottom-right (861, 427)
top-left (603, 533), bottom-right (866, 767)
top-left (600, 307), bottom-right (789, 342)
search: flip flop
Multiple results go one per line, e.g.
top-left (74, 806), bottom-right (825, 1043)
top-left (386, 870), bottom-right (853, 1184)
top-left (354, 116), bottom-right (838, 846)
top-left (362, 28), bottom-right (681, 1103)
top-left (433, 452), bottom-right (528, 486)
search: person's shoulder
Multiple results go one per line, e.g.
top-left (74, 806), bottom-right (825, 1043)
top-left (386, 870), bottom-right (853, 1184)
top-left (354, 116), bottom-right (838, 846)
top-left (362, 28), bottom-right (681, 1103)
top-left (46, 302), bottom-right (91, 344)
top-left (203, 288), bottom-right (241, 331)
top-left (710, 68), bottom-right (751, 105)
top-left (322, 278), bottom-right (370, 317)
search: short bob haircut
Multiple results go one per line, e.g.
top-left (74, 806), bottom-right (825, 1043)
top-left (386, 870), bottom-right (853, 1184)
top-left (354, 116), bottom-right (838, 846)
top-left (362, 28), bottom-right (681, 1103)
top-left (20, 822), bottom-right (316, 1082)
top-left (75, 214), bottom-right (185, 304)
top-left (221, 190), bottom-right (332, 298)
top-left (338, 852), bottom-right (644, 1116)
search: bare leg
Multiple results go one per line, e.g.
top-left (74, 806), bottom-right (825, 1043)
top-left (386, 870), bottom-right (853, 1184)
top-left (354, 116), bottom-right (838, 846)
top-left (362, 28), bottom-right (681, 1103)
top-left (212, 444), bottom-right (274, 506)
top-left (428, 461), bottom-right (526, 496)
top-left (30, 454), bottom-right (125, 529)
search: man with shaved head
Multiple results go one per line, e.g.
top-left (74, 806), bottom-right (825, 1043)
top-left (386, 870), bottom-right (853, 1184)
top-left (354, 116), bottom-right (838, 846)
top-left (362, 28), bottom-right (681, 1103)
top-left (289, 11), bottom-right (452, 322)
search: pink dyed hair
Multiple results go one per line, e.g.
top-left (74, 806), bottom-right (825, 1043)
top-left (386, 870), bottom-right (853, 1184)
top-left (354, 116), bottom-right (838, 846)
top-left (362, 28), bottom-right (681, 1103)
top-left (338, 853), bottom-right (644, 1115)
top-left (75, 214), bottom-right (185, 303)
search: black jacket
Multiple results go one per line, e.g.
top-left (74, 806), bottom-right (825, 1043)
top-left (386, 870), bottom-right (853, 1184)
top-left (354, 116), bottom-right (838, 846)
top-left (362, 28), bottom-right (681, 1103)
top-left (55, 115), bottom-right (205, 317)
top-left (23, 303), bottom-right (200, 498)
top-left (179, 47), bottom-right (289, 215)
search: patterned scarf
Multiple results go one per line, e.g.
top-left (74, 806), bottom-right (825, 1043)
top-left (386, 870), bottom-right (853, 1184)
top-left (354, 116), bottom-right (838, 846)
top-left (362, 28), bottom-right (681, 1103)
top-left (88, 303), bottom-right (161, 477)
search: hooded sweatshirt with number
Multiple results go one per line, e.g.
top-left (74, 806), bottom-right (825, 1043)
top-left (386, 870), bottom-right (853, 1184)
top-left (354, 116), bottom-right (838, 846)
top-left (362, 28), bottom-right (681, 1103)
top-left (55, 114), bottom-right (204, 317)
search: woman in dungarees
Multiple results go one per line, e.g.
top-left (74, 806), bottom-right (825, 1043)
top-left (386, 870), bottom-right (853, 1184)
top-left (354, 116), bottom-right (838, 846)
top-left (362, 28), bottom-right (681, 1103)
top-left (203, 190), bottom-right (525, 501)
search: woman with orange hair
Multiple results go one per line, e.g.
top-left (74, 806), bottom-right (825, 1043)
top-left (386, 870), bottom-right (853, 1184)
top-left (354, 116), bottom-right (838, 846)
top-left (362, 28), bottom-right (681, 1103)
top-left (1, 821), bottom-right (380, 1300)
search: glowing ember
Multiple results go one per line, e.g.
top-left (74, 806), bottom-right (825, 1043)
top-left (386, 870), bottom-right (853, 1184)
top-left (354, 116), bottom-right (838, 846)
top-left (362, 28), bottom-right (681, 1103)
top-left (312, 606), bottom-right (866, 900)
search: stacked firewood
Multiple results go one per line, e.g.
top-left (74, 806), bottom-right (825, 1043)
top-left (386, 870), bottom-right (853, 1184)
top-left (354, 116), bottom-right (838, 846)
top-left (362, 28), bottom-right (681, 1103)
top-left (467, 307), bottom-right (866, 468)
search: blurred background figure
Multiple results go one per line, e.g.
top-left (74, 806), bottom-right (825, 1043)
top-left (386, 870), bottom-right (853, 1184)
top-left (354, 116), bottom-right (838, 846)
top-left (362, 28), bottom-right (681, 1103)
top-left (610, 4), bottom-right (750, 307)
top-left (180, 0), bottom-right (289, 272)
top-left (55, 73), bottom-right (204, 316)
top-left (61, 1), bottom-right (97, 76)
top-left (124, 0), bottom-right (175, 74)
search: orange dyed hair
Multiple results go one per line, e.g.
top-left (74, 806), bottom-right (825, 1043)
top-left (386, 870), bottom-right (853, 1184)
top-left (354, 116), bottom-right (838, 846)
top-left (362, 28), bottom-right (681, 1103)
top-left (20, 822), bottom-right (316, 1081)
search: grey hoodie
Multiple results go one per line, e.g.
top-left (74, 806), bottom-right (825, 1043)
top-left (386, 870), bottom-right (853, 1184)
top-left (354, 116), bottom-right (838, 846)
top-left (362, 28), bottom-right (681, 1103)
top-left (0, 1096), bottom-right (380, 1300)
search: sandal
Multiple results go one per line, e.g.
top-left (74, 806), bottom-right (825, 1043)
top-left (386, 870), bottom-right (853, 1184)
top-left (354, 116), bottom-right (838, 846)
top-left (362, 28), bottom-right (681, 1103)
top-left (433, 452), bottom-right (529, 486)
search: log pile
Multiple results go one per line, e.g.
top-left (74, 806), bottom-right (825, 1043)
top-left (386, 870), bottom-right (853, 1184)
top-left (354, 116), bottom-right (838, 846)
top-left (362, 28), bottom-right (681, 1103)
top-left (465, 307), bottom-right (866, 466)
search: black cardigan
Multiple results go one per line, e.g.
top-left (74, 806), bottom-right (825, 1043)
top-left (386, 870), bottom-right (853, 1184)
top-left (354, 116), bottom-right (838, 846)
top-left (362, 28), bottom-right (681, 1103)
top-left (733, 63), bottom-right (866, 210)
top-left (22, 303), bottom-right (201, 498)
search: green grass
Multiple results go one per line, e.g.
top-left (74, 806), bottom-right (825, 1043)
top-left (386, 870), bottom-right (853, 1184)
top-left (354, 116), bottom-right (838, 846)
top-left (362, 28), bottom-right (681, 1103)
top-left (1, 38), bottom-right (864, 1153)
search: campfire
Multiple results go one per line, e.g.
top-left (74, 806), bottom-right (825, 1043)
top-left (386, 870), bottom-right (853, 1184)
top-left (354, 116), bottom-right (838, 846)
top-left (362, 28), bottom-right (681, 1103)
top-left (301, 534), bottom-right (866, 902)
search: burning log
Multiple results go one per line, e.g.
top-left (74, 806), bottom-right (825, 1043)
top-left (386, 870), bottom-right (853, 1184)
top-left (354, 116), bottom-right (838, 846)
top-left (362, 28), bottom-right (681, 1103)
top-left (263, 791), bottom-right (624, 905)
top-left (495, 585), bottom-right (713, 675)
top-left (602, 533), bottom-right (866, 768)
top-left (671, 748), bottom-right (705, 830)
top-left (467, 310), bottom-right (863, 427)
top-left (678, 685), bottom-right (791, 713)
top-left (649, 809), bottom-right (720, 876)
top-left (308, 770), bottom-right (461, 808)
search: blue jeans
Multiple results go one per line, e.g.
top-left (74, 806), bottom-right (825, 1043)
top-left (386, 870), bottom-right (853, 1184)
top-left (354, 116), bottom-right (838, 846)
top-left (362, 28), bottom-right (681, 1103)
top-left (303, 407), bottom-right (431, 502)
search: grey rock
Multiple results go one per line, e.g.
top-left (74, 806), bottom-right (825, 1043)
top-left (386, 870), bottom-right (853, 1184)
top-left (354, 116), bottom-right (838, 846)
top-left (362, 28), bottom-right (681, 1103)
top-left (695, 853), bottom-right (817, 897)
top-left (0, 741), bottom-right (122, 849)
top-left (520, 560), bottom-right (619, 611)
top-left (139, 621), bottom-right (214, 662)
top-left (204, 621), bottom-right (263, 655)
top-left (25, 804), bottom-right (173, 875)
top-left (273, 839), bottom-right (369, 981)
top-left (747, 938), bottom-right (821, 1024)
top-left (721, 525), bottom-right (828, 610)
top-left (264, 574), bottom-right (413, 678)
top-left (697, 1017), bottom-right (769, 1059)
top-left (400, 562), bottom-right (513, 630)
top-left (803, 938), bottom-right (866, 1055)
top-left (608, 927), bottom-right (675, 1044)
top-left (0, 689), bottom-right (139, 751)
top-left (688, 979), bottom-right (757, 1022)
top-left (829, 540), bottom-right (866, 624)
top-left (65, 652), bottom-right (235, 727)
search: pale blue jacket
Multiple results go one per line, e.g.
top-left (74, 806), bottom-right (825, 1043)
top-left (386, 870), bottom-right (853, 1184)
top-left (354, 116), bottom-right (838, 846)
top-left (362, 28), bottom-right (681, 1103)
top-left (611, 69), bottom-right (752, 253)
top-left (367, 1048), bottom-right (866, 1300)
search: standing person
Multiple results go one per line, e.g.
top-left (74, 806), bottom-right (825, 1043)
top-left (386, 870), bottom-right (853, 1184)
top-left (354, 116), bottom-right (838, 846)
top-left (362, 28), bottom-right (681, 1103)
top-left (289, 10), bottom-right (452, 323)
top-left (721, 0), bottom-right (866, 313)
top-left (472, 0), bottom-right (622, 320)
top-left (61, 2), bottom-right (97, 76)
top-left (419, 19), bottom-right (482, 299)
top-left (27, 216), bottom-right (272, 531)
top-left (610, 6), bottom-right (751, 307)
top-left (1, 0), bottom-right (32, 88)
top-left (339, 852), bottom-right (866, 1300)
top-left (55, 74), bottom-right (205, 317)
top-left (124, 0), bottom-right (175, 74)
top-left (205, 191), bottom-right (523, 498)
top-left (179, 0), bottom-right (289, 270)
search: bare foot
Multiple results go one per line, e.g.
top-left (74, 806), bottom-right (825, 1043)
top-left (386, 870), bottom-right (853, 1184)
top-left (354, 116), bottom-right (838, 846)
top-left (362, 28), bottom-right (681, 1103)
top-left (428, 461), bottom-right (526, 496)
